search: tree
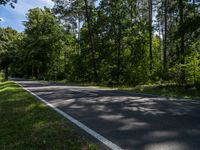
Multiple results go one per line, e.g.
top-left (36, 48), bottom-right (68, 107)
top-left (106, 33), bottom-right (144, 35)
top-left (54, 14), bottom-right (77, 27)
top-left (23, 8), bottom-right (64, 79)
top-left (0, 0), bottom-right (17, 8)
top-left (179, 0), bottom-right (186, 82)
top-left (148, 0), bottom-right (153, 70)
top-left (0, 27), bottom-right (18, 80)
top-left (83, 0), bottom-right (98, 82)
top-left (163, 0), bottom-right (168, 75)
top-left (53, 0), bottom-right (99, 82)
top-left (3, 0), bottom-right (200, 87)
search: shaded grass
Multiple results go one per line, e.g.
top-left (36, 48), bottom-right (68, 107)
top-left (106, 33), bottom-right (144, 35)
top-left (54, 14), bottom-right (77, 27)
top-left (0, 81), bottom-right (97, 150)
top-left (36, 78), bottom-right (200, 100)
top-left (55, 80), bottom-right (200, 100)
top-left (118, 84), bottom-right (200, 100)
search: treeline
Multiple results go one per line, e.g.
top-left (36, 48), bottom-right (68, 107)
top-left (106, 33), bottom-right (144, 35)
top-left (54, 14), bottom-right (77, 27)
top-left (0, 0), bottom-right (200, 86)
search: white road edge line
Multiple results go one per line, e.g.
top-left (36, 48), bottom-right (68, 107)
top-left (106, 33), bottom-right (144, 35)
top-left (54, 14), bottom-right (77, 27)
top-left (15, 81), bottom-right (124, 150)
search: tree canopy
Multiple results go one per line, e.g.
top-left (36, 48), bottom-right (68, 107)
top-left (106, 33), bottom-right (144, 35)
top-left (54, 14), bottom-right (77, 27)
top-left (0, 0), bottom-right (17, 8)
top-left (1, 0), bottom-right (200, 87)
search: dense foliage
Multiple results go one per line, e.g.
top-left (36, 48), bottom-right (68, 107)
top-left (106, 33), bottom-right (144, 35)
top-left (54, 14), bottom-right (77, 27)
top-left (0, 0), bottom-right (17, 8)
top-left (0, 0), bottom-right (200, 87)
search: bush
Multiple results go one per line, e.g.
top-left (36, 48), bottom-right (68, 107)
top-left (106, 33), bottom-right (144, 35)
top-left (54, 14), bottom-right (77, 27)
top-left (194, 81), bottom-right (200, 90)
top-left (0, 72), bottom-right (5, 82)
top-left (168, 64), bottom-right (184, 85)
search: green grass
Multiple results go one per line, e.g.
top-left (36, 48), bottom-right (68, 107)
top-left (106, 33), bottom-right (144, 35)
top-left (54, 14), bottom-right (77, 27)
top-left (60, 80), bottom-right (200, 100)
top-left (118, 84), bottom-right (200, 100)
top-left (28, 77), bottom-right (200, 100)
top-left (0, 81), bottom-right (97, 150)
top-left (40, 78), bottom-right (200, 100)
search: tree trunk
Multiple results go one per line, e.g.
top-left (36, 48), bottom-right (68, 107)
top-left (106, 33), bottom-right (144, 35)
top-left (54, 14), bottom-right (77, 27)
top-left (193, 0), bottom-right (196, 17)
top-left (149, 0), bottom-right (153, 71)
top-left (84, 0), bottom-right (98, 82)
top-left (117, 21), bottom-right (122, 84)
top-left (4, 67), bottom-right (8, 80)
top-left (179, 0), bottom-right (185, 82)
top-left (163, 0), bottom-right (168, 76)
top-left (78, 17), bottom-right (81, 55)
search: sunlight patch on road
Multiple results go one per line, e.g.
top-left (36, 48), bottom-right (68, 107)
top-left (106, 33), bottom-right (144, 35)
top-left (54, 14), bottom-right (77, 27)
top-left (144, 131), bottom-right (180, 140)
top-left (52, 99), bottom-right (76, 107)
top-left (144, 141), bottom-right (189, 150)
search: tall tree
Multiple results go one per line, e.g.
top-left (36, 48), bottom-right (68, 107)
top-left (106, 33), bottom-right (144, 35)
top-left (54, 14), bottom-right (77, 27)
top-left (0, 27), bottom-right (18, 80)
top-left (148, 0), bottom-right (153, 70)
top-left (23, 8), bottom-right (64, 79)
top-left (4, 0), bottom-right (200, 86)
top-left (83, 0), bottom-right (98, 82)
top-left (163, 0), bottom-right (168, 75)
top-left (179, 0), bottom-right (186, 82)
top-left (0, 0), bottom-right (17, 8)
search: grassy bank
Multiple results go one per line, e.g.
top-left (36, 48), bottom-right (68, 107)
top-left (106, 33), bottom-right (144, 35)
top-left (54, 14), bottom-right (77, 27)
top-left (56, 80), bottom-right (200, 100)
top-left (118, 84), bottom-right (200, 100)
top-left (32, 78), bottom-right (200, 100)
top-left (0, 81), bottom-right (97, 149)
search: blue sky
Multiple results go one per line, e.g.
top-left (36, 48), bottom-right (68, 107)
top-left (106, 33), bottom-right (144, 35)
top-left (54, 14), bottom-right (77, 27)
top-left (0, 0), bottom-right (54, 32)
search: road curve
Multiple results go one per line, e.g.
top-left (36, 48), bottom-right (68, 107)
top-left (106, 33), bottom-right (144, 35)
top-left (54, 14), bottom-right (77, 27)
top-left (14, 79), bottom-right (200, 150)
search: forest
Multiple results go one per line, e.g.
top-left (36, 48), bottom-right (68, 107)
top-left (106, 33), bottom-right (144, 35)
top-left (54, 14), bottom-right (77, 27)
top-left (0, 0), bottom-right (200, 87)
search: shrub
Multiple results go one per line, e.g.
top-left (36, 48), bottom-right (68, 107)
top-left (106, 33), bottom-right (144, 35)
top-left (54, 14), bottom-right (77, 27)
top-left (0, 72), bottom-right (5, 82)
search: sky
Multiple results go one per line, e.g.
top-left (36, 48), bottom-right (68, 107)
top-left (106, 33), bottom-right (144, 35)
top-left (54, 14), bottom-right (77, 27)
top-left (0, 0), bottom-right (54, 32)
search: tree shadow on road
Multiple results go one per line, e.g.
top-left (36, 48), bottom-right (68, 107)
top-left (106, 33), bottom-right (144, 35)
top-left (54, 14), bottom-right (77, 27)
top-left (16, 80), bottom-right (200, 150)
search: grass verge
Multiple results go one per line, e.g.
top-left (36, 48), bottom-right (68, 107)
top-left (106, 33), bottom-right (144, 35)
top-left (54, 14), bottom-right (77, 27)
top-left (0, 81), bottom-right (97, 150)
top-left (118, 84), bottom-right (200, 100)
top-left (33, 78), bottom-right (200, 100)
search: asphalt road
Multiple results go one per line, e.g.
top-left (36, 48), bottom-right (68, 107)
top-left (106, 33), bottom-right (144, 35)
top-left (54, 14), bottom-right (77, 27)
top-left (14, 79), bottom-right (200, 150)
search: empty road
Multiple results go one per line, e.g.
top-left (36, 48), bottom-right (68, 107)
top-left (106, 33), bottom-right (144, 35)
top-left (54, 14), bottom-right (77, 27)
top-left (14, 79), bottom-right (200, 150)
